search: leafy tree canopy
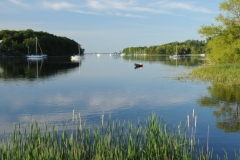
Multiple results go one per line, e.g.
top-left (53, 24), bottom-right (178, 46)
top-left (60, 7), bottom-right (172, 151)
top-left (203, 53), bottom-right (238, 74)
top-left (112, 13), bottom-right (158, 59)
top-left (198, 0), bottom-right (240, 64)
top-left (0, 29), bottom-right (84, 56)
top-left (122, 40), bottom-right (206, 55)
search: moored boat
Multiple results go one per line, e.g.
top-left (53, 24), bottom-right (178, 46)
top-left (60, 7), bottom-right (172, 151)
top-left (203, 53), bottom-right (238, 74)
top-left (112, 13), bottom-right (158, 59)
top-left (71, 43), bottom-right (83, 60)
top-left (169, 55), bottom-right (181, 59)
top-left (169, 45), bottom-right (180, 59)
top-left (135, 62), bottom-right (143, 68)
top-left (27, 54), bottom-right (43, 59)
top-left (27, 37), bottom-right (47, 59)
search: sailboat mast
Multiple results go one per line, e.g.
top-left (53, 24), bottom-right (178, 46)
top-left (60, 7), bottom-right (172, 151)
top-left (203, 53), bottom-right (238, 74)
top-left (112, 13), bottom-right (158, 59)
top-left (176, 45), bottom-right (177, 55)
top-left (36, 37), bottom-right (37, 54)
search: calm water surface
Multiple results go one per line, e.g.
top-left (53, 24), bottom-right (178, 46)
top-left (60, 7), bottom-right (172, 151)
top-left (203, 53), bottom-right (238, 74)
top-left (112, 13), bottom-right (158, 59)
top-left (0, 54), bottom-right (240, 158)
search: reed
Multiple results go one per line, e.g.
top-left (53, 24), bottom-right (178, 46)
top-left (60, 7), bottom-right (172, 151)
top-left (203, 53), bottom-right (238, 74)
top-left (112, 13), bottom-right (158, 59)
top-left (189, 63), bottom-right (240, 86)
top-left (0, 113), bottom-right (238, 160)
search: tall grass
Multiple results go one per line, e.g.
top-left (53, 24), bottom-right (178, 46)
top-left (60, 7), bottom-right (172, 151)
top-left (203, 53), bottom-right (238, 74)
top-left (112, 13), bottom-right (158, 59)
top-left (189, 63), bottom-right (240, 86)
top-left (0, 113), bottom-right (238, 160)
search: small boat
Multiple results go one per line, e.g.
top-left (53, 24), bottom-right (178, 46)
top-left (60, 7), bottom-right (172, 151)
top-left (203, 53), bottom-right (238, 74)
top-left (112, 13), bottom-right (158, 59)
top-left (27, 55), bottom-right (43, 59)
top-left (71, 44), bottom-right (83, 60)
top-left (169, 45), bottom-right (180, 59)
top-left (97, 49), bottom-right (101, 56)
top-left (169, 55), bottom-right (181, 59)
top-left (27, 37), bottom-right (47, 59)
top-left (135, 62), bottom-right (143, 68)
top-left (71, 54), bottom-right (83, 61)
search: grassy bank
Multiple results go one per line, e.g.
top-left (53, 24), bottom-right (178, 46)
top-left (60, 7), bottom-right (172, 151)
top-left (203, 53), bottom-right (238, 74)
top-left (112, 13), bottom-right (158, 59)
top-left (0, 113), bottom-right (238, 160)
top-left (189, 63), bottom-right (240, 86)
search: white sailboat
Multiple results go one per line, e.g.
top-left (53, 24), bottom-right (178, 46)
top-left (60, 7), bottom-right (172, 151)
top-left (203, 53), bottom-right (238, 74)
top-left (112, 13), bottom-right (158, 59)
top-left (169, 45), bottom-right (181, 59)
top-left (97, 49), bottom-right (101, 57)
top-left (27, 37), bottom-right (46, 59)
top-left (71, 43), bottom-right (83, 61)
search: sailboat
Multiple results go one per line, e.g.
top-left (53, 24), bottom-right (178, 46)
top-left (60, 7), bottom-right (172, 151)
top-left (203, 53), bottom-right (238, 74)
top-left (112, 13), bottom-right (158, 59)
top-left (27, 37), bottom-right (46, 59)
top-left (97, 49), bottom-right (101, 57)
top-left (169, 45), bottom-right (181, 59)
top-left (71, 44), bottom-right (83, 60)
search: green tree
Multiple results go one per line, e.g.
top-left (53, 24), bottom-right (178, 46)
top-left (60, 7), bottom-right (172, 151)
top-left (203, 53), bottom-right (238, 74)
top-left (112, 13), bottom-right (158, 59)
top-left (0, 30), bottom-right (84, 56)
top-left (198, 0), bottom-right (240, 64)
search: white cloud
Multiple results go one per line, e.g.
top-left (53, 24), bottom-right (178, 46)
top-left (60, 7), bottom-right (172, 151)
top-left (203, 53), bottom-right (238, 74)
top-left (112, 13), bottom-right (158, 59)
top-left (87, 0), bottom-right (135, 10)
top-left (86, 0), bottom-right (210, 17)
top-left (42, 1), bottom-right (76, 10)
top-left (72, 9), bottom-right (101, 16)
top-left (9, 0), bottom-right (28, 7)
top-left (150, 1), bottom-right (213, 14)
top-left (105, 12), bottom-right (146, 18)
top-left (125, 13), bottom-right (146, 18)
top-left (132, 6), bottom-right (168, 14)
top-left (87, 0), bottom-right (106, 9)
top-left (164, 2), bottom-right (212, 14)
top-left (5, 0), bottom-right (214, 16)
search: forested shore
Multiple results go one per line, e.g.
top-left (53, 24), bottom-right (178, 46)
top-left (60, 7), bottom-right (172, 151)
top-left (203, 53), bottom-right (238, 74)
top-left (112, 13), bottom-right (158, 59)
top-left (122, 40), bottom-right (206, 55)
top-left (0, 29), bottom-right (84, 56)
top-left (188, 0), bottom-right (240, 86)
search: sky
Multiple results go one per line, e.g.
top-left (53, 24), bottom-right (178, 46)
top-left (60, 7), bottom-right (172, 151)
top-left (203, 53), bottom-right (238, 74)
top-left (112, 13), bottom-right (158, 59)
top-left (0, 0), bottom-right (223, 53)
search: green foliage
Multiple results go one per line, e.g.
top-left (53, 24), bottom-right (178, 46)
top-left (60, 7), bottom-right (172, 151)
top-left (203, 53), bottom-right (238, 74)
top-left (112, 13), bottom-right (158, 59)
top-left (122, 40), bottom-right (206, 55)
top-left (0, 29), bottom-right (84, 56)
top-left (198, 0), bottom-right (240, 64)
top-left (2, 113), bottom-right (240, 159)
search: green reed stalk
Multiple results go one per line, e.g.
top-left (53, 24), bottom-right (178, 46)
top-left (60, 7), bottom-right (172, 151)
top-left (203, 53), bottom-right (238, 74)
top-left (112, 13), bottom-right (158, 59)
top-left (1, 113), bottom-right (240, 160)
top-left (189, 63), bottom-right (240, 86)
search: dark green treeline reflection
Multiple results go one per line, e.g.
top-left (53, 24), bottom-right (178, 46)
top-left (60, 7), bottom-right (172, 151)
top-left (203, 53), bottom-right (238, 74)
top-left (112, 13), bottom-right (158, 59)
top-left (122, 55), bottom-right (205, 67)
top-left (0, 57), bottom-right (80, 80)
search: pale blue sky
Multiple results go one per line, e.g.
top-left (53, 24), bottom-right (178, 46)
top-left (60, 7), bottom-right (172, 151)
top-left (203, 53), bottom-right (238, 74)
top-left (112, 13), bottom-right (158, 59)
top-left (0, 0), bottom-right (222, 53)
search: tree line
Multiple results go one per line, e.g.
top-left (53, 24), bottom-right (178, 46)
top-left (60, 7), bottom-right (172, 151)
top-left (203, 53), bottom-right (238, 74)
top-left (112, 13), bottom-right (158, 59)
top-left (0, 29), bottom-right (84, 56)
top-left (122, 40), bottom-right (206, 55)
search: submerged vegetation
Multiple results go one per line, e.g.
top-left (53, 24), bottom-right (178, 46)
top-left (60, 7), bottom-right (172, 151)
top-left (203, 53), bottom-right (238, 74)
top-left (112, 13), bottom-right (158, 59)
top-left (0, 113), bottom-right (239, 160)
top-left (190, 64), bottom-right (240, 86)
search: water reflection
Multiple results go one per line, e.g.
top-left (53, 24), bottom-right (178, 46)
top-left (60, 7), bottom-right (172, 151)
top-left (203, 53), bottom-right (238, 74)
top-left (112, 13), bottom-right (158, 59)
top-left (1, 55), bottom-right (239, 158)
top-left (0, 57), bottom-right (80, 80)
top-left (197, 83), bottom-right (240, 132)
top-left (27, 58), bottom-right (43, 79)
top-left (122, 55), bottom-right (205, 67)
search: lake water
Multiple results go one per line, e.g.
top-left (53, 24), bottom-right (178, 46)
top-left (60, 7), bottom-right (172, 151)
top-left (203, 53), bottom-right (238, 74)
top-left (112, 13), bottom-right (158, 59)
top-left (0, 54), bottom-right (240, 159)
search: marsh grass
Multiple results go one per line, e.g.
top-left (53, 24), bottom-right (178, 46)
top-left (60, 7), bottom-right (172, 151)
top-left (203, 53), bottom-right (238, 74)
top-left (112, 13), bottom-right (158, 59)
top-left (0, 113), bottom-right (238, 160)
top-left (189, 63), bottom-right (240, 86)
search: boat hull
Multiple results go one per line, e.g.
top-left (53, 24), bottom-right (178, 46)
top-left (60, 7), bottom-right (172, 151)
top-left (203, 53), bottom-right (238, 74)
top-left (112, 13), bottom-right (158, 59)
top-left (71, 55), bottom-right (84, 61)
top-left (135, 63), bottom-right (143, 67)
top-left (27, 55), bottom-right (43, 59)
top-left (169, 55), bottom-right (181, 59)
